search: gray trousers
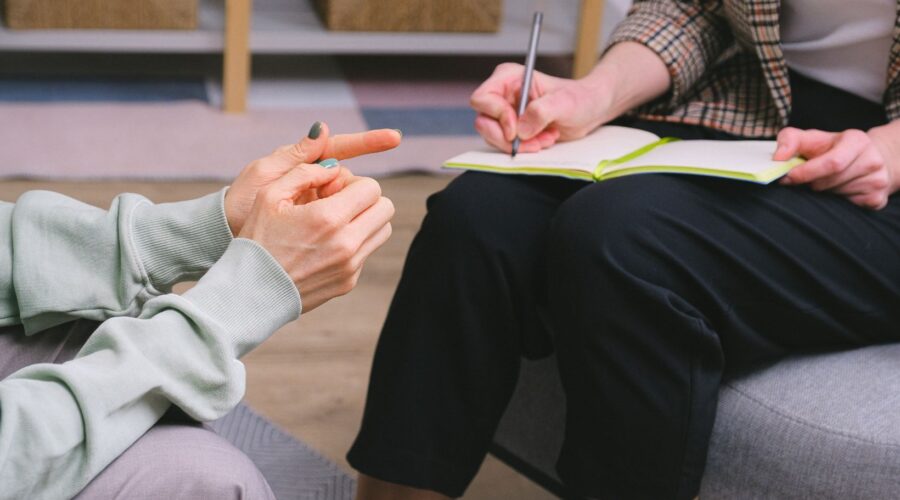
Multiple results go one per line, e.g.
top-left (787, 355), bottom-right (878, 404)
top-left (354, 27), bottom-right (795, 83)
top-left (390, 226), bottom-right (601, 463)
top-left (0, 320), bottom-right (276, 500)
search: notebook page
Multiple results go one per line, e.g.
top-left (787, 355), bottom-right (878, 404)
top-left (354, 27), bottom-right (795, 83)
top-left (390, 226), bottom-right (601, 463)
top-left (445, 126), bottom-right (660, 172)
top-left (603, 140), bottom-right (783, 176)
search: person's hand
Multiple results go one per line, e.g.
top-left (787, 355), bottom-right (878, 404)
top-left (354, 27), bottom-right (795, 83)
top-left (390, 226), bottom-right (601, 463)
top-left (470, 62), bottom-right (611, 154)
top-left (238, 164), bottom-right (394, 313)
top-left (774, 127), bottom-right (900, 210)
top-left (225, 122), bottom-right (401, 235)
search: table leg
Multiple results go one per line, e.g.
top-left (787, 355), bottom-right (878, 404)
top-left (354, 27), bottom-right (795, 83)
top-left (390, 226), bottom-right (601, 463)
top-left (223, 0), bottom-right (252, 113)
top-left (573, 0), bottom-right (604, 79)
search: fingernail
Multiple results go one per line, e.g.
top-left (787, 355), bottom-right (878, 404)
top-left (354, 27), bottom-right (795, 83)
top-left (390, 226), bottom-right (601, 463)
top-left (308, 121), bottom-right (323, 139)
top-left (318, 158), bottom-right (339, 169)
top-left (393, 128), bottom-right (403, 138)
top-left (780, 176), bottom-right (793, 185)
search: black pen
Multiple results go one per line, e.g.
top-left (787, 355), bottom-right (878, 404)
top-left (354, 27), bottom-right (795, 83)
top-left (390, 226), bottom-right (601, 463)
top-left (511, 12), bottom-right (544, 158)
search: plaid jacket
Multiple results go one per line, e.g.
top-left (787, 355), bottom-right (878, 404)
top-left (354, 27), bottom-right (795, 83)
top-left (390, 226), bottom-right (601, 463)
top-left (607, 0), bottom-right (900, 138)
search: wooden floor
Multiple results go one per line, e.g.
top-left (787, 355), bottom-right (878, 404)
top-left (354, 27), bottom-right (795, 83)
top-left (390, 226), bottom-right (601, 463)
top-left (0, 174), bottom-right (556, 500)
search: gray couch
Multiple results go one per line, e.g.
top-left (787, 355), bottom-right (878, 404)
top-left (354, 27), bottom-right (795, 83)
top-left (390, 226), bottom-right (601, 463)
top-left (492, 345), bottom-right (900, 499)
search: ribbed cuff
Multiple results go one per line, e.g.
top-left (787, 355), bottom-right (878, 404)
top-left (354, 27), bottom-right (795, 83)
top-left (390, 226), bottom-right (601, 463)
top-left (131, 189), bottom-right (233, 291)
top-left (182, 238), bottom-right (301, 357)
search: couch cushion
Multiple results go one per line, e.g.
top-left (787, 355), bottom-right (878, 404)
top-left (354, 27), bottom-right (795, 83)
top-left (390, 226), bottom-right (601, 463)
top-left (493, 345), bottom-right (900, 499)
top-left (700, 343), bottom-right (900, 499)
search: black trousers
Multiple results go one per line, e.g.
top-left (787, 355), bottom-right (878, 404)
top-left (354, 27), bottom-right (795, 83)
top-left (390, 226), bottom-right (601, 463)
top-left (348, 74), bottom-right (900, 498)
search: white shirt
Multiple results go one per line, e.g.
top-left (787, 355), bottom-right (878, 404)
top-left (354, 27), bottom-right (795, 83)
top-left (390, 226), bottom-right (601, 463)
top-left (780, 0), bottom-right (894, 103)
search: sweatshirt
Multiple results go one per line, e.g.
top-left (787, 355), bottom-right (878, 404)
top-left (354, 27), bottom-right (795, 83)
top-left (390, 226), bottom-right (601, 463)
top-left (0, 189), bottom-right (300, 499)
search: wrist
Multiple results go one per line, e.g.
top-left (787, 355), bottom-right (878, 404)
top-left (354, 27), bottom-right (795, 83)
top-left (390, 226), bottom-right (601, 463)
top-left (131, 188), bottom-right (234, 291)
top-left (586, 41), bottom-right (672, 120)
top-left (579, 65), bottom-right (619, 124)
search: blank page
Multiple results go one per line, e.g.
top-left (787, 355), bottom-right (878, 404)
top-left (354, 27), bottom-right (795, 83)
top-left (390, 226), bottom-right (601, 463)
top-left (603, 140), bottom-right (783, 175)
top-left (445, 126), bottom-right (660, 172)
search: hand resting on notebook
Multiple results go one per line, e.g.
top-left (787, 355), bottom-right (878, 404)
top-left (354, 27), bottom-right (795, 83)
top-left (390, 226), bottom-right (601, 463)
top-left (774, 125), bottom-right (900, 210)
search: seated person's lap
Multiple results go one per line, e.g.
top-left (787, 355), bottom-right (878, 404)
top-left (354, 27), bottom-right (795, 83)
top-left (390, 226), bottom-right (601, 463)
top-left (76, 417), bottom-right (274, 500)
top-left (0, 322), bottom-right (273, 500)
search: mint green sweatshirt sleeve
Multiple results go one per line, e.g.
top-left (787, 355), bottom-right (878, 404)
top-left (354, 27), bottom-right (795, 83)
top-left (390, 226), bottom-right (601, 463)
top-left (0, 190), bottom-right (303, 498)
top-left (0, 189), bottom-right (234, 333)
top-left (0, 238), bottom-right (301, 500)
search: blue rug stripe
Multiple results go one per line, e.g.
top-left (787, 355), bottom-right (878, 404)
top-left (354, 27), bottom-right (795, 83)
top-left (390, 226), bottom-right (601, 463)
top-left (0, 77), bottom-right (208, 102)
top-left (361, 107), bottom-right (478, 136)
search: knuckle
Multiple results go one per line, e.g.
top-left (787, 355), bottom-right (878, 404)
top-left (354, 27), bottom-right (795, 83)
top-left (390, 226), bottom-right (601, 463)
top-left (340, 258), bottom-right (357, 276)
top-left (862, 194), bottom-right (884, 209)
top-left (779, 126), bottom-right (799, 137)
top-left (348, 254), bottom-right (365, 273)
top-left (314, 208), bottom-right (341, 229)
top-left (285, 144), bottom-right (302, 158)
top-left (777, 127), bottom-right (799, 144)
top-left (864, 160), bottom-right (882, 174)
top-left (871, 174), bottom-right (889, 190)
top-left (248, 160), bottom-right (267, 175)
top-left (258, 186), bottom-right (280, 205)
top-left (333, 235), bottom-right (357, 261)
top-left (339, 275), bottom-right (358, 295)
top-left (497, 62), bottom-right (520, 74)
top-left (359, 177), bottom-right (382, 197)
top-left (382, 197), bottom-right (396, 217)
top-left (844, 129), bottom-right (868, 143)
top-left (823, 158), bottom-right (842, 175)
top-left (530, 101), bottom-right (550, 121)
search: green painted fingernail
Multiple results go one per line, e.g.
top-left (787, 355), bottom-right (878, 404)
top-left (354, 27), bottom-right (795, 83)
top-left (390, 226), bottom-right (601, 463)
top-left (308, 121), bottom-right (323, 139)
top-left (318, 158), bottom-right (339, 169)
top-left (393, 128), bottom-right (403, 137)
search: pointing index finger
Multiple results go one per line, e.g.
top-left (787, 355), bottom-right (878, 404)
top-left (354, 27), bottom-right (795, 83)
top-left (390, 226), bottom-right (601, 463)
top-left (322, 129), bottom-right (402, 161)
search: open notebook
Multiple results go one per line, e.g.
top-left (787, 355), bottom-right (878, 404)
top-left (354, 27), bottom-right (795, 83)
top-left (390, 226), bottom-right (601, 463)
top-left (444, 125), bottom-right (804, 184)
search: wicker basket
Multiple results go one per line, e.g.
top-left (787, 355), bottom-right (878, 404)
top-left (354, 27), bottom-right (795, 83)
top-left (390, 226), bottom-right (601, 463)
top-left (314, 0), bottom-right (502, 33)
top-left (4, 0), bottom-right (198, 30)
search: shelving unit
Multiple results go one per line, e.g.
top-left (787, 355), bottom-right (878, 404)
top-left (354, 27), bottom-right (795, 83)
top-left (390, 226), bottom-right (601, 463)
top-left (0, 0), bottom-right (605, 112)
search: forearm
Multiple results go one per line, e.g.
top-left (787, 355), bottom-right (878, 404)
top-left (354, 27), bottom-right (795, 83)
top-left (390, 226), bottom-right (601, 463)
top-left (2, 189), bottom-right (232, 333)
top-left (0, 203), bottom-right (17, 325)
top-left (0, 238), bottom-right (299, 500)
top-left (581, 41), bottom-right (672, 123)
top-left (603, 0), bottom-right (732, 110)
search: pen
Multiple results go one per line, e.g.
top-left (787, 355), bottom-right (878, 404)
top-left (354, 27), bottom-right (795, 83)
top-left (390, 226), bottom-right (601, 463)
top-left (511, 11), bottom-right (544, 158)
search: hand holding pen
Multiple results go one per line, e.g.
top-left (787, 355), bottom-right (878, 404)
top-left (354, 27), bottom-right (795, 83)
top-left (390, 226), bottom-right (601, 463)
top-left (470, 13), bottom-right (625, 154)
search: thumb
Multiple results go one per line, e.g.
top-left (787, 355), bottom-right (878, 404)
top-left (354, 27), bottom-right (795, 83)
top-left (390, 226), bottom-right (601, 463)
top-left (277, 121), bottom-right (332, 165)
top-left (263, 163), bottom-right (341, 204)
top-left (518, 92), bottom-right (567, 140)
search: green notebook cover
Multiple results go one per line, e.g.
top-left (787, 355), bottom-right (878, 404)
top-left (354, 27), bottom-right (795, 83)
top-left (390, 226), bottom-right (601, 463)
top-left (444, 126), bottom-right (804, 184)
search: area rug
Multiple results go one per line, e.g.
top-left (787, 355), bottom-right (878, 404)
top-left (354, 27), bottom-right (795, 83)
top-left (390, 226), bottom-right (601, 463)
top-left (211, 403), bottom-right (355, 500)
top-left (0, 52), bottom-right (495, 181)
